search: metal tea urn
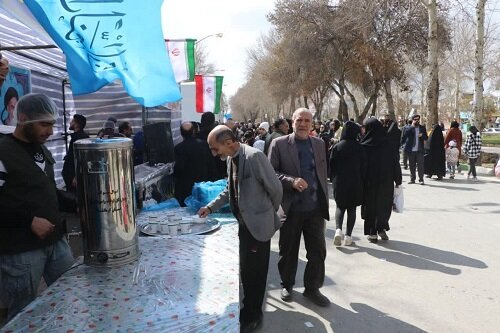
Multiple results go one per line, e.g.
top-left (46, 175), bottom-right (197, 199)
top-left (74, 138), bottom-right (139, 267)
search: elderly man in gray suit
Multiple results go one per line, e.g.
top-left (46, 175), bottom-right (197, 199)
top-left (268, 108), bottom-right (330, 307)
top-left (198, 125), bottom-right (282, 332)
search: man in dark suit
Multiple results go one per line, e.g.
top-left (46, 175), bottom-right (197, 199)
top-left (173, 122), bottom-right (216, 206)
top-left (268, 108), bottom-right (330, 307)
top-left (264, 118), bottom-right (289, 155)
top-left (198, 125), bottom-right (282, 332)
top-left (401, 114), bottom-right (428, 185)
top-left (62, 114), bottom-right (89, 191)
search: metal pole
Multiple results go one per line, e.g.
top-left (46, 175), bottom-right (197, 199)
top-left (0, 45), bottom-right (57, 51)
top-left (194, 33), bottom-right (223, 45)
top-left (8, 50), bottom-right (67, 72)
top-left (62, 79), bottom-right (69, 152)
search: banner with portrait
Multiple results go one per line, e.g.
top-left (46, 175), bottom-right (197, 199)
top-left (0, 65), bottom-right (32, 126)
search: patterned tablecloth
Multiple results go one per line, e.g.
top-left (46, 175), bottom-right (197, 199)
top-left (2, 224), bottom-right (239, 333)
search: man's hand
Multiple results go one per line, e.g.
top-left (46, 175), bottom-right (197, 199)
top-left (198, 207), bottom-right (211, 218)
top-left (71, 177), bottom-right (77, 188)
top-left (292, 178), bottom-right (309, 192)
top-left (31, 217), bottom-right (55, 240)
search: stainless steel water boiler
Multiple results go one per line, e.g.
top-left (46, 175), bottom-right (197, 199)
top-left (74, 138), bottom-right (139, 267)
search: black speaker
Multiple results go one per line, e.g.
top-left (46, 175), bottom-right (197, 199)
top-left (143, 121), bottom-right (175, 165)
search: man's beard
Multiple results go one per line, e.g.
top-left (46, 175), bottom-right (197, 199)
top-left (23, 124), bottom-right (44, 144)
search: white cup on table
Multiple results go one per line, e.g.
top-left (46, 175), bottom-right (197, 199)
top-left (159, 221), bottom-right (168, 234)
top-left (148, 216), bottom-right (159, 233)
top-left (149, 221), bottom-right (158, 233)
top-left (180, 220), bottom-right (191, 234)
top-left (168, 222), bottom-right (178, 236)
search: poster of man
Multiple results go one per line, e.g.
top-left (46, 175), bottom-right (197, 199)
top-left (0, 65), bottom-right (31, 126)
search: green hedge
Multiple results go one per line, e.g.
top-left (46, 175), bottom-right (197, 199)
top-left (482, 135), bottom-right (500, 145)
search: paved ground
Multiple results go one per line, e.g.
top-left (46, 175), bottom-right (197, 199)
top-left (259, 170), bottom-right (500, 333)
top-left (2, 170), bottom-right (498, 332)
top-left (482, 146), bottom-right (500, 154)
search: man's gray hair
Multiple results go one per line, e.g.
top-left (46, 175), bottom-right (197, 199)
top-left (292, 107), bottom-right (312, 120)
top-left (215, 127), bottom-right (237, 143)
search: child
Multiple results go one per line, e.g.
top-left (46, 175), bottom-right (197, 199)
top-left (446, 140), bottom-right (460, 179)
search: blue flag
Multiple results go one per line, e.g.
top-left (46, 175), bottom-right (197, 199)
top-left (24, 0), bottom-right (181, 107)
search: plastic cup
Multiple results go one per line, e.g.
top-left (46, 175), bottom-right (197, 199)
top-left (149, 221), bottom-right (158, 233)
top-left (168, 222), bottom-right (178, 236)
top-left (180, 221), bottom-right (191, 234)
top-left (191, 216), bottom-right (207, 224)
top-left (159, 221), bottom-right (168, 234)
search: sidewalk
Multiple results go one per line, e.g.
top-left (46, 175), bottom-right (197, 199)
top-left (260, 169), bottom-right (500, 333)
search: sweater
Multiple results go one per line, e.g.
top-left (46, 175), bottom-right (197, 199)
top-left (0, 135), bottom-right (64, 254)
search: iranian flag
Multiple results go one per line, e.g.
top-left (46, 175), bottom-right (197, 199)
top-left (166, 39), bottom-right (196, 82)
top-left (195, 75), bottom-right (224, 114)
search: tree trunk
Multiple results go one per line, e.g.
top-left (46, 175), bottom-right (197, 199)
top-left (358, 81), bottom-right (380, 122)
top-left (344, 84), bottom-right (360, 120)
top-left (384, 79), bottom-right (396, 121)
top-left (420, 70), bottom-right (426, 118)
top-left (454, 70), bottom-right (461, 121)
top-left (290, 95), bottom-right (296, 117)
top-left (472, 0), bottom-right (486, 129)
top-left (314, 100), bottom-right (324, 120)
top-left (371, 95), bottom-right (378, 117)
top-left (337, 98), bottom-right (347, 122)
top-left (424, 0), bottom-right (440, 126)
top-left (338, 80), bottom-right (350, 121)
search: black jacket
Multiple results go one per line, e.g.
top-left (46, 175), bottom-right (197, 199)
top-left (424, 125), bottom-right (446, 177)
top-left (402, 124), bottom-right (428, 153)
top-left (329, 122), bottom-right (366, 209)
top-left (62, 129), bottom-right (89, 190)
top-left (173, 136), bottom-right (219, 206)
top-left (0, 135), bottom-right (64, 254)
top-left (360, 119), bottom-right (402, 232)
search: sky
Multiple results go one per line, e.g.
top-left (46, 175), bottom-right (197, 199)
top-left (161, 0), bottom-right (276, 99)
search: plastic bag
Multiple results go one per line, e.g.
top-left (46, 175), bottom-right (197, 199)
top-left (141, 198), bottom-right (180, 212)
top-left (393, 186), bottom-right (404, 213)
top-left (184, 180), bottom-right (230, 212)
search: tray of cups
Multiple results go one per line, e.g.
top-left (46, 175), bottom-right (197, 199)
top-left (139, 215), bottom-right (221, 237)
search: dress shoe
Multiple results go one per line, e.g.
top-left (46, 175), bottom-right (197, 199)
top-left (240, 316), bottom-right (262, 333)
top-left (281, 287), bottom-right (292, 302)
top-left (367, 235), bottom-right (378, 243)
top-left (303, 289), bottom-right (330, 307)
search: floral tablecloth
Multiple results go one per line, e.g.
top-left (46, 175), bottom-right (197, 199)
top-left (2, 224), bottom-right (239, 333)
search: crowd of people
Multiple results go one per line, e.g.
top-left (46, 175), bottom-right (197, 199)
top-left (0, 90), bottom-right (495, 332)
top-left (186, 110), bottom-right (488, 332)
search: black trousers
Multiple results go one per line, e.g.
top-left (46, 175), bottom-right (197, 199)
top-left (239, 222), bottom-right (270, 324)
top-left (335, 206), bottom-right (356, 236)
top-left (468, 157), bottom-right (478, 177)
top-left (278, 210), bottom-right (326, 291)
top-left (408, 151), bottom-right (424, 182)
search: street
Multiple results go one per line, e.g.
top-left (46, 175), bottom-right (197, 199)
top-left (260, 170), bottom-right (500, 333)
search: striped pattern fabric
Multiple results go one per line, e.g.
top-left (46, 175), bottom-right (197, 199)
top-left (0, 8), bottom-right (182, 185)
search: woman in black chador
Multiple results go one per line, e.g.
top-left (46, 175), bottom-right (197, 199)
top-left (329, 121), bottom-right (366, 246)
top-left (360, 118), bottom-right (402, 243)
top-left (424, 125), bottom-right (446, 180)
